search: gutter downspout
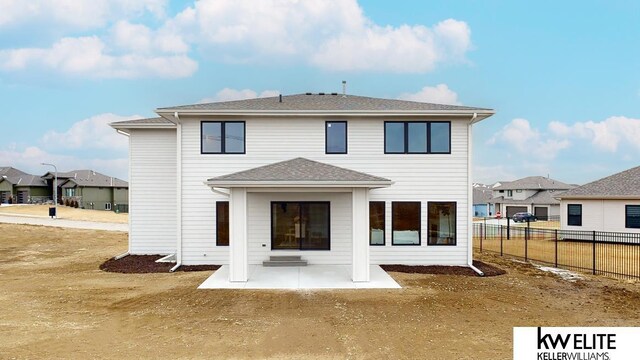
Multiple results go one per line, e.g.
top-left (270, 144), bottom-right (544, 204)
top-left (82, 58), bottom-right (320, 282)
top-left (170, 111), bottom-right (182, 273)
top-left (468, 113), bottom-right (485, 277)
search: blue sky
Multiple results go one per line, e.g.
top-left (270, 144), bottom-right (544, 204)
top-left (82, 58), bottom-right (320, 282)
top-left (1, 0), bottom-right (638, 184)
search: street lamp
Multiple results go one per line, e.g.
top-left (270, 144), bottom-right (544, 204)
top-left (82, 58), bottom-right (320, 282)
top-left (41, 163), bottom-right (57, 219)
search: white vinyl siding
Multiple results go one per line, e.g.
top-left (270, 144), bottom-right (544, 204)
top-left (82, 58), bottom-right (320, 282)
top-left (560, 199), bottom-right (640, 234)
top-left (178, 117), bottom-right (470, 266)
top-left (129, 129), bottom-right (177, 254)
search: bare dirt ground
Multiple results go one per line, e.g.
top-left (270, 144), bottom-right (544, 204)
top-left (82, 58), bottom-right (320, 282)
top-left (0, 204), bottom-right (128, 223)
top-left (1, 224), bottom-right (639, 360)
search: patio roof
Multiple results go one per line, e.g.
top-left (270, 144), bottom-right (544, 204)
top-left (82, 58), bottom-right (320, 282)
top-left (205, 158), bottom-right (393, 188)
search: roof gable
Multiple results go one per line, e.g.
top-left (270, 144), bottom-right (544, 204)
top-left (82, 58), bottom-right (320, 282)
top-left (493, 176), bottom-right (573, 190)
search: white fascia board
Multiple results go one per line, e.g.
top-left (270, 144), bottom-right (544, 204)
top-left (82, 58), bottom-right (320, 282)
top-left (558, 195), bottom-right (640, 200)
top-left (156, 109), bottom-right (495, 120)
top-left (109, 123), bottom-right (176, 130)
top-left (204, 180), bottom-right (393, 188)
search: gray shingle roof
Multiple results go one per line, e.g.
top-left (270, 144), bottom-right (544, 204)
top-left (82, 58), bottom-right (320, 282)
top-left (473, 187), bottom-right (493, 204)
top-left (46, 170), bottom-right (128, 188)
top-left (493, 176), bottom-right (573, 190)
top-left (489, 190), bottom-right (566, 205)
top-left (158, 94), bottom-right (492, 112)
top-left (558, 166), bottom-right (640, 199)
top-left (110, 117), bottom-right (174, 127)
top-left (207, 158), bottom-right (391, 184)
top-left (0, 174), bottom-right (47, 187)
top-left (0, 166), bottom-right (29, 178)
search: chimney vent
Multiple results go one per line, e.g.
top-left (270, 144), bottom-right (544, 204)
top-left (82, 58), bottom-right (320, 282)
top-left (331, 92), bottom-right (337, 96)
top-left (279, 94), bottom-right (282, 103)
top-left (342, 80), bottom-right (347, 97)
top-left (305, 92), bottom-right (312, 95)
top-left (319, 92), bottom-right (325, 95)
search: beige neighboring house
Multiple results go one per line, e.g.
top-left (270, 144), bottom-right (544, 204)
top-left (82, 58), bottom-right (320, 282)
top-left (557, 166), bottom-right (640, 233)
top-left (0, 166), bottom-right (49, 204)
top-left (490, 176), bottom-right (575, 219)
top-left (43, 170), bottom-right (129, 211)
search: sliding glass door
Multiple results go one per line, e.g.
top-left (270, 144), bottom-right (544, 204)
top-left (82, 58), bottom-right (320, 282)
top-left (271, 202), bottom-right (330, 250)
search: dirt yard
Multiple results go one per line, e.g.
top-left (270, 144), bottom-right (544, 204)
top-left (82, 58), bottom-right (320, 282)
top-left (1, 224), bottom-right (639, 359)
top-left (0, 204), bottom-right (128, 223)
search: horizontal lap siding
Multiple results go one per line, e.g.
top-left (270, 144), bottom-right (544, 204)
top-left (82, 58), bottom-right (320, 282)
top-left (129, 129), bottom-right (177, 254)
top-left (180, 117), bottom-right (469, 266)
top-left (561, 199), bottom-right (640, 233)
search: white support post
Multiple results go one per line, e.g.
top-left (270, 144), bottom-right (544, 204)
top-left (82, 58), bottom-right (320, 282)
top-left (352, 187), bottom-right (370, 282)
top-left (229, 187), bottom-right (248, 282)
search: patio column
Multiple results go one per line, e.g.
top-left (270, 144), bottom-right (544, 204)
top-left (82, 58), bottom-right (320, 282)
top-left (352, 187), bottom-right (370, 282)
top-left (229, 187), bottom-right (248, 282)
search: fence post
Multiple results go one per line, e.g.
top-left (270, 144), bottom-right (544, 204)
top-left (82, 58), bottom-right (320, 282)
top-left (525, 226), bottom-right (528, 262)
top-left (592, 230), bottom-right (596, 275)
top-left (554, 229), bottom-right (558, 268)
top-left (480, 224), bottom-right (483, 252)
top-left (500, 225), bottom-right (503, 256)
top-left (484, 217), bottom-right (487, 240)
top-left (507, 217), bottom-right (510, 240)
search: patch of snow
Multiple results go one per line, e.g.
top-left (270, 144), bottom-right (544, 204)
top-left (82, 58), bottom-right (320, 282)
top-left (534, 264), bottom-right (583, 282)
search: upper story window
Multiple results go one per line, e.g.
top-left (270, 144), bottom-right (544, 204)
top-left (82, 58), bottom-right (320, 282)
top-left (507, 190), bottom-right (513, 197)
top-left (326, 121), bottom-right (347, 154)
top-left (567, 204), bottom-right (582, 226)
top-left (384, 121), bottom-right (451, 154)
top-left (201, 121), bottom-right (245, 154)
top-left (625, 205), bottom-right (640, 229)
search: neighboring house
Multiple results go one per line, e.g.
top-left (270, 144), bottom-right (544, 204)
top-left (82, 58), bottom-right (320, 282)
top-left (472, 184), bottom-right (495, 217)
top-left (110, 93), bottom-right (494, 282)
top-left (490, 176), bottom-right (575, 219)
top-left (0, 167), bottom-right (49, 204)
top-left (557, 166), bottom-right (640, 233)
top-left (43, 170), bottom-right (129, 211)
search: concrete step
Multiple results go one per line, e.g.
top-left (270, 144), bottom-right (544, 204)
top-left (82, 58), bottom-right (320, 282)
top-left (263, 260), bottom-right (308, 267)
top-left (269, 255), bottom-right (302, 261)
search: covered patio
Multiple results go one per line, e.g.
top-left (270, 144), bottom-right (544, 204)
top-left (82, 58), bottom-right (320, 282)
top-left (204, 158), bottom-right (393, 284)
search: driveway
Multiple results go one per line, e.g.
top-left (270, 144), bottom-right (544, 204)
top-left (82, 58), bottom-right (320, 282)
top-left (0, 214), bottom-right (128, 232)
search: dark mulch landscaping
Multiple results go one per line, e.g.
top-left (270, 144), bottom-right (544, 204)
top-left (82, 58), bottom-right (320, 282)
top-left (100, 255), bottom-right (220, 274)
top-left (381, 260), bottom-right (506, 277)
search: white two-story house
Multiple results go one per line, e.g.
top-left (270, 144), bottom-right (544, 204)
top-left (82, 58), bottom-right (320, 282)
top-left (110, 93), bottom-right (494, 282)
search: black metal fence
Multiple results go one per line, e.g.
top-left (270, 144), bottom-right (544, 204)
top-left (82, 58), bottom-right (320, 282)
top-left (474, 222), bottom-right (640, 280)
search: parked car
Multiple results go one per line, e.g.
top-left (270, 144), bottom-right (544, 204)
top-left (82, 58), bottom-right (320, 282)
top-left (512, 212), bottom-right (537, 223)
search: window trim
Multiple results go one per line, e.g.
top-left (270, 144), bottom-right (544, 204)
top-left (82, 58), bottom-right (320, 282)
top-left (201, 121), bottom-right (246, 154)
top-left (369, 201), bottom-right (386, 246)
top-left (391, 201), bottom-right (421, 246)
top-left (625, 205), bottom-right (640, 229)
top-left (105, 202), bottom-right (111, 211)
top-left (270, 201), bottom-right (331, 251)
top-left (216, 201), bottom-right (229, 246)
top-left (427, 201), bottom-right (457, 246)
top-left (325, 121), bottom-right (348, 154)
top-left (384, 121), bottom-right (451, 154)
top-left (567, 204), bottom-right (582, 226)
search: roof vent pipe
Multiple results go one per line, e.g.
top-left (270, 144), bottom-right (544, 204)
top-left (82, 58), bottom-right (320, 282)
top-left (342, 80), bottom-right (347, 97)
top-left (279, 94), bottom-right (282, 103)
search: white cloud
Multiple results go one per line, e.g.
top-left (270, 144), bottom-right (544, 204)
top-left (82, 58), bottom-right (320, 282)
top-left (200, 88), bottom-right (280, 103)
top-left (0, 0), bottom-right (167, 29)
top-left (0, 35), bottom-right (197, 78)
top-left (397, 84), bottom-right (461, 105)
top-left (548, 116), bottom-right (640, 152)
top-left (40, 113), bottom-right (138, 150)
top-left (171, 0), bottom-right (471, 72)
top-left (488, 118), bottom-right (570, 159)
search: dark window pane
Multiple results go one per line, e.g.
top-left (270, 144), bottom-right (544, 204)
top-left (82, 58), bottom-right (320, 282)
top-left (216, 201), bottom-right (229, 246)
top-left (626, 205), bottom-right (640, 229)
top-left (301, 203), bottom-right (330, 250)
top-left (567, 204), bottom-right (582, 226)
top-left (224, 122), bottom-right (245, 153)
top-left (369, 202), bottom-right (385, 245)
top-left (385, 123), bottom-right (405, 153)
top-left (430, 122), bottom-right (450, 153)
top-left (392, 202), bottom-right (420, 245)
top-left (407, 122), bottom-right (427, 153)
top-left (428, 202), bottom-right (456, 245)
top-left (326, 122), bottom-right (347, 153)
top-left (271, 202), bottom-right (330, 250)
top-left (202, 122), bottom-right (222, 153)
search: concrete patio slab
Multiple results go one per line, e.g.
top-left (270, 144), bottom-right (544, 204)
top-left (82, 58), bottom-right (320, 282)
top-left (198, 265), bottom-right (401, 290)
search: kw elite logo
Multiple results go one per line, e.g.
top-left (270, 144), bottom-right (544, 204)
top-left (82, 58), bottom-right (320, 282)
top-left (514, 327), bottom-right (640, 360)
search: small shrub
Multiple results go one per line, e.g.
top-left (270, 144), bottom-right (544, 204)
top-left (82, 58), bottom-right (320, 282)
top-left (64, 198), bottom-right (69, 206)
top-left (73, 200), bottom-right (79, 208)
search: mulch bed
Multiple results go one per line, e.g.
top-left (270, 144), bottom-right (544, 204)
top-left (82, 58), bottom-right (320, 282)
top-left (380, 260), bottom-right (506, 277)
top-left (100, 255), bottom-right (220, 274)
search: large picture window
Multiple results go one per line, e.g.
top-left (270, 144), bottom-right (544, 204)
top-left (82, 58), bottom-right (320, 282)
top-left (392, 202), bottom-right (421, 245)
top-left (625, 205), bottom-right (640, 229)
top-left (326, 121), bottom-right (347, 154)
top-left (201, 121), bottom-right (245, 154)
top-left (216, 201), bottom-right (229, 246)
top-left (567, 204), bottom-right (582, 226)
top-left (369, 201), bottom-right (385, 245)
top-left (271, 202), bottom-right (330, 250)
top-left (428, 202), bottom-right (456, 245)
top-left (384, 122), bottom-right (451, 154)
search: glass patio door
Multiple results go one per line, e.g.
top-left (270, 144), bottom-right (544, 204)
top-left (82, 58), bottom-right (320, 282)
top-left (271, 202), bottom-right (330, 250)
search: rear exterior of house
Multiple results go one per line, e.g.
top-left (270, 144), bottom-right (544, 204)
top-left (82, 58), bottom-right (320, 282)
top-left (558, 166), bottom-right (640, 234)
top-left (111, 94), bottom-right (494, 282)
